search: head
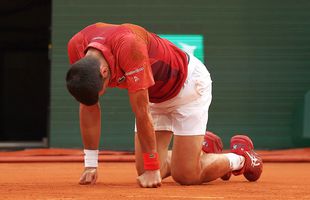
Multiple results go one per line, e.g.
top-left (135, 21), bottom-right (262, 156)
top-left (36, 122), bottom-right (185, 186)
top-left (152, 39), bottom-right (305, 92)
top-left (66, 56), bottom-right (108, 106)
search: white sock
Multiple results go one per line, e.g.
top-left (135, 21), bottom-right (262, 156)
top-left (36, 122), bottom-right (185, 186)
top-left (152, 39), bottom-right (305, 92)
top-left (224, 153), bottom-right (245, 171)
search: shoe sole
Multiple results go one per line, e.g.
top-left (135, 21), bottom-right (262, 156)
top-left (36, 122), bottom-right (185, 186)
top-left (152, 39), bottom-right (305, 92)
top-left (244, 151), bottom-right (263, 182)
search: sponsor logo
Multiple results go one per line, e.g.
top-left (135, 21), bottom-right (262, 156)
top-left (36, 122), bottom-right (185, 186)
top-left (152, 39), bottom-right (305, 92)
top-left (202, 141), bottom-right (208, 147)
top-left (133, 76), bottom-right (140, 82)
top-left (233, 144), bottom-right (245, 151)
top-left (92, 36), bottom-right (105, 41)
top-left (118, 76), bottom-right (125, 83)
top-left (125, 67), bottom-right (144, 76)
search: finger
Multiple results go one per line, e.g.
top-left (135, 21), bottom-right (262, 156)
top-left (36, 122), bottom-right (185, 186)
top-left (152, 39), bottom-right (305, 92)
top-left (85, 173), bottom-right (93, 184)
top-left (136, 176), bottom-right (162, 188)
top-left (136, 177), bottom-right (145, 188)
top-left (156, 178), bottom-right (162, 187)
top-left (150, 179), bottom-right (162, 188)
top-left (150, 182), bottom-right (159, 188)
top-left (79, 179), bottom-right (88, 185)
top-left (79, 173), bottom-right (87, 185)
top-left (147, 181), bottom-right (156, 188)
top-left (156, 182), bottom-right (161, 187)
top-left (151, 184), bottom-right (158, 188)
top-left (80, 176), bottom-right (90, 185)
top-left (157, 181), bottom-right (162, 187)
top-left (91, 173), bottom-right (97, 185)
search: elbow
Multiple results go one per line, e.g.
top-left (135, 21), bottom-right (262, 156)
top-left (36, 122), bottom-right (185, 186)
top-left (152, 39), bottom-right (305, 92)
top-left (80, 102), bottom-right (100, 112)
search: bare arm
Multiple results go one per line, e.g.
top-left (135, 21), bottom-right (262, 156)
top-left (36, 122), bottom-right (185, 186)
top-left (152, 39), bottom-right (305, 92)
top-left (128, 89), bottom-right (156, 154)
top-left (78, 103), bottom-right (101, 185)
top-left (129, 89), bottom-right (162, 187)
top-left (79, 103), bottom-right (101, 149)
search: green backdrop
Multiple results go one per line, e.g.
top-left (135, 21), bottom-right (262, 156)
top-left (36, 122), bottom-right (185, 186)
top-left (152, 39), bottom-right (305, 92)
top-left (50, 0), bottom-right (310, 150)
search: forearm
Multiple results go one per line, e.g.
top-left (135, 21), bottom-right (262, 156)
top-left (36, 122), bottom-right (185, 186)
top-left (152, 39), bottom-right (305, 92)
top-left (129, 89), bottom-right (157, 154)
top-left (136, 109), bottom-right (160, 172)
top-left (79, 103), bottom-right (101, 150)
top-left (136, 111), bottom-right (157, 153)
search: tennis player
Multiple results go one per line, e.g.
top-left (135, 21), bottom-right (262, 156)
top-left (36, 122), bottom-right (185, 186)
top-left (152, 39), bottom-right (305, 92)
top-left (66, 22), bottom-right (263, 187)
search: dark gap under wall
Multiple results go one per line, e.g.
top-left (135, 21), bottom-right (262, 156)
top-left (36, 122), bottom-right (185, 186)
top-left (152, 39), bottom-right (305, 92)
top-left (0, 0), bottom-right (51, 142)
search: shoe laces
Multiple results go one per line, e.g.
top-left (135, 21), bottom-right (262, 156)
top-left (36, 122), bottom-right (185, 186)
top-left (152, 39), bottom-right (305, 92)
top-left (245, 151), bottom-right (261, 167)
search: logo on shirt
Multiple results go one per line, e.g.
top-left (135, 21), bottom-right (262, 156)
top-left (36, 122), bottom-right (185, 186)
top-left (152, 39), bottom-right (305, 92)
top-left (92, 36), bottom-right (105, 41)
top-left (118, 76), bottom-right (126, 83)
top-left (125, 67), bottom-right (144, 76)
top-left (133, 76), bottom-right (140, 82)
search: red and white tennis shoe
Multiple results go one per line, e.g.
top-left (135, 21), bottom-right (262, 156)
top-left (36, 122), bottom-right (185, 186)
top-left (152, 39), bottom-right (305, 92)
top-left (202, 131), bottom-right (223, 154)
top-left (230, 135), bottom-right (263, 182)
top-left (202, 131), bottom-right (231, 181)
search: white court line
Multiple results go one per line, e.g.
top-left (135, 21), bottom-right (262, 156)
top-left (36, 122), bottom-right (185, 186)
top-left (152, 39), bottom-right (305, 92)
top-left (126, 195), bottom-right (224, 199)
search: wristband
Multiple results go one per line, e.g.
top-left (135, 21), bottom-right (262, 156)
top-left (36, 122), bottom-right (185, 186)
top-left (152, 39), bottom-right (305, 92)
top-left (143, 152), bottom-right (160, 170)
top-left (84, 149), bottom-right (99, 167)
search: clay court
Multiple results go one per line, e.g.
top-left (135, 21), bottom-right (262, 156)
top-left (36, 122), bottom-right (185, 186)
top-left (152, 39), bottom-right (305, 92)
top-left (1, 149), bottom-right (310, 200)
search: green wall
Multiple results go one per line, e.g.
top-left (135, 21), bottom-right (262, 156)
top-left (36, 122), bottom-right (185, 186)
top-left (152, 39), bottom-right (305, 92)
top-left (50, 0), bottom-right (310, 150)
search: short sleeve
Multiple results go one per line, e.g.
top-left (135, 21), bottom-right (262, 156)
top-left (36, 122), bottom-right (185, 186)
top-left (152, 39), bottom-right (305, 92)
top-left (116, 34), bottom-right (154, 93)
top-left (67, 33), bottom-right (86, 64)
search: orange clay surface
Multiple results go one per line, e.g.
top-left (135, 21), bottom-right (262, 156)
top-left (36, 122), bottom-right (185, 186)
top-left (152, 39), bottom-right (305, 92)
top-left (0, 162), bottom-right (310, 200)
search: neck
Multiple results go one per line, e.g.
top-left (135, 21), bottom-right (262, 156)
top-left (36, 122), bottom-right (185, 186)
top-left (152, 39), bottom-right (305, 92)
top-left (86, 48), bottom-right (109, 68)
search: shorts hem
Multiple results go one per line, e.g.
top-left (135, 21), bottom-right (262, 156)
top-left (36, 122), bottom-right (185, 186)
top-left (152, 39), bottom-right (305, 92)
top-left (173, 132), bottom-right (205, 136)
top-left (154, 127), bottom-right (173, 132)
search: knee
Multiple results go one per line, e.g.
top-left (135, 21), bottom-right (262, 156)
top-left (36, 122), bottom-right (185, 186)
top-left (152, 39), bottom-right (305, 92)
top-left (171, 169), bottom-right (201, 185)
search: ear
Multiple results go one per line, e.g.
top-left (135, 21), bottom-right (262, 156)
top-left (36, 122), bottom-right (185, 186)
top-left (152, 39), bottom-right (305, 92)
top-left (99, 65), bottom-right (109, 79)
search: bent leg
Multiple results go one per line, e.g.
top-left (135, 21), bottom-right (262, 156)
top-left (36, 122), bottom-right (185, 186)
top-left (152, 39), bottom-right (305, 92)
top-left (135, 131), bottom-right (173, 179)
top-left (171, 135), bottom-right (231, 185)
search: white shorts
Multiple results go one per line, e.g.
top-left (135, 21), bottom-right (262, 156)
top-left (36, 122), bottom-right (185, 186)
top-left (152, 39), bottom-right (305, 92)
top-left (135, 54), bottom-right (212, 136)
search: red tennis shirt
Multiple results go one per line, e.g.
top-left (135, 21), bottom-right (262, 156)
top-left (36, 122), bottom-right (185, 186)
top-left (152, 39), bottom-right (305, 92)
top-left (67, 23), bottom-right (188, 103)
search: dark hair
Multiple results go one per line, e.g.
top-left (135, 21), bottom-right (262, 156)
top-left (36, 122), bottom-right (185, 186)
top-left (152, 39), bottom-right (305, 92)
top-left (66, 56), bottom-right (103, 106)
